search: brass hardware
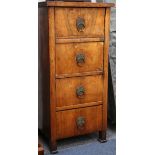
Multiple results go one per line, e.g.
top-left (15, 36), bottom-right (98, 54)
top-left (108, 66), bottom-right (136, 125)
top-left (76, 86), bottom-right (85, 97)
top-left (76, 53), bottom-right (85, 66)
top-left (76, 17), bottom-right (85, 32)
top-left (76, 116), bottom-right (85, 128)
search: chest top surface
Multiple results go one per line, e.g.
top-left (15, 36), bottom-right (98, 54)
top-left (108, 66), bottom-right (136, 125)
top-left (38, 1), bottom-right (115, 8)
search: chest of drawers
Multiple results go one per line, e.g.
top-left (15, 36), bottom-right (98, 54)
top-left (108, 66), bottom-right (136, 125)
top-left (38, 1), bottom-right (114, 153)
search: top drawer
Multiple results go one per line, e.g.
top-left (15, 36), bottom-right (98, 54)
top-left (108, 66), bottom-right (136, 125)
top-left (55, 8), bottom-right (105, 38)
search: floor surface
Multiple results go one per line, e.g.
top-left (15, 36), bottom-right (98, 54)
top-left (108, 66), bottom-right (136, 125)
top-left (39, 124), bottom-right (116, 155)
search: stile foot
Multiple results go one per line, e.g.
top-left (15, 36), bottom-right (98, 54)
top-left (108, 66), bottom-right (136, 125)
top-left (98, 131), bottom-right (107, 143)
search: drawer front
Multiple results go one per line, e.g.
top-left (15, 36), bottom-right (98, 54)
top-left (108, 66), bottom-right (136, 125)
top-left (56, 75), bottom-right (103, 107)
top-left (56, 105), bottom-right (102, 139)
top-left (55, 8), bottom-right (105, 38)
top-left (56, 42), bottom-right (103, 76)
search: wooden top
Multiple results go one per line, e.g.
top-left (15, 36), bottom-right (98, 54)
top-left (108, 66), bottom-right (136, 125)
top-left (38, 1), bottom-right (115, 8)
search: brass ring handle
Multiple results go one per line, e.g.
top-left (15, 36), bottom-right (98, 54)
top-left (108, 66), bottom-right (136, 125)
top-left (76, 86), bottom-right (85, 97)
top-left (76, 53), bottom-right (85, 65)
top-left (76, 17), bottom-right (85, 32)
top-left (76, 116), bottom-right (85, 129)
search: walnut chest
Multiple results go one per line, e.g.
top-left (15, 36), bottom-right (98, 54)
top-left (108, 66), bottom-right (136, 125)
top-left (38, 1), bottom-right (114, 153)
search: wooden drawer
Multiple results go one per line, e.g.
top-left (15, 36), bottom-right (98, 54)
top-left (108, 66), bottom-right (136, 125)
top-left (56, 42), bottom-right (103, 77)
top-left (56, 105), bottom-right (102, 139)
top-left (56, 75), bottom-right (103, 108)
top-left (55, 8), bottom-right (105, 38)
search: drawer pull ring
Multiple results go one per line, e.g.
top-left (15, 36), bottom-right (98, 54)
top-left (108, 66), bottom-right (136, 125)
top-left (76, 86), bottom-right (85, 97)
top-left (76, 53), bottom-right (85, 66)
top-left (76, 17), bottom-right (85, 32)
top-left (76, 116), bottom-right (85, 128)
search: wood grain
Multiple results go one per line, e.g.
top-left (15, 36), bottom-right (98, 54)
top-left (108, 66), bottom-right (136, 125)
top-left (102, 8), bottom-right (111, 132)
top-left (56, 75), bottom-right (103, 107)
top-left (48, 7), bottom-right (57, 152)
top-left (56, 71), bottom-right (103, 79)
top-left (56, 42), bottom-right (103, 76)
top-left (56, 37), bottom-right (104, 43)
top-left (38, 7), bottom-right (51, 139)
top-left (39, 2), bottom-right (115, 8)
top-left (56, 105), bottom-right (103, 139)
top-left (56, 101), bottom-right (102, 111)
top-left (55, 8), bottom-right (105, 38)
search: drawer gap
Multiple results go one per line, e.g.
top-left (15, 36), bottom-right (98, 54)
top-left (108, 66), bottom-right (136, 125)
top-left (56, 101), bottom-right (103, 111)
top-left (56, 71), bottom-right (103, 79)
top-left (56, 37), bottom-right (104, 43)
